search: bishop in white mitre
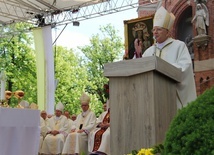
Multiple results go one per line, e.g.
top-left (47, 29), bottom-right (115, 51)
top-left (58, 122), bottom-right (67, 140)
top-left (41, 102), bottom-right (68, 155)
top-left (62, 92), bottom-right (97, 155)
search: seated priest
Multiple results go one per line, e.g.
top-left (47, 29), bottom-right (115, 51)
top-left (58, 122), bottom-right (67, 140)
top-left (41, 110), bottom-right (49, 125)
top-left (39, 110), bottom-right (49, 154)
top-left (41, 102), bottom-right (68, 155)
top-left (88, 102), bottom-right (110, 155)
top-left (29, 103), bottom-right (45, 155)
top-left (39, 116), bottom-right (47, 155)
top-left (64, 111), bottom-right (76, 134)
top-left (70, 114), bottom-right (77, 129)
top-left (62, 92), bottom-right (97, 155)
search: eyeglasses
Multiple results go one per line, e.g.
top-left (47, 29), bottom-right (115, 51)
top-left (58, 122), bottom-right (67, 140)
top-left (81, 104), bottom-right (88, 107)
top-left (152, 27), bottom-right (168, 33)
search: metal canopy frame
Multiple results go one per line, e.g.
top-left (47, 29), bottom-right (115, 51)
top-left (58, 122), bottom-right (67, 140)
top-left (0, 0), bottom-right (161, 38)
top-left (0, 0), bottom-right (139, 27)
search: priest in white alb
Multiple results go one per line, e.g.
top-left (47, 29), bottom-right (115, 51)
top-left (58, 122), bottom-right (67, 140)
top-left (41, 102), bottom-right (68, 155)
top-left (39, 116), bottom-right (46, 155)
top-left (62, 92), bottom-right (97, 155)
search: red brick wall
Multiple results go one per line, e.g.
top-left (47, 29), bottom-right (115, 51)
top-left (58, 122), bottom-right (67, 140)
top-left (195, 70), bottom-right (214, 95)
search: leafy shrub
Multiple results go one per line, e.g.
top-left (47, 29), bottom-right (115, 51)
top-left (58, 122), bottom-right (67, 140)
top-left (163, 87), bottom-right (214, 155)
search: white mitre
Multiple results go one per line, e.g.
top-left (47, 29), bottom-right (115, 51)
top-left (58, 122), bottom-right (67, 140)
top-left (153, 6), bottom-right (175, 30)
top-left (56, 102), bottom-right (64, 112)
top-left (80, 92), bottom-right (90, 103)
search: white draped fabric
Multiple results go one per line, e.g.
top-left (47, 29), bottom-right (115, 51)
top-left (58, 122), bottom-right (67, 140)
top-left (62, 109), bottom-right (96, 154)
top-left (0, 108), bottom-right (40, 155)
top-left (33, 26), bottom-right (55, 113)
top-left (88, 111), bottom-right (110, 155)
top-left (66, 119), bottom-right (76, 134)
top-left (41, 115), bottom-right (68, 154)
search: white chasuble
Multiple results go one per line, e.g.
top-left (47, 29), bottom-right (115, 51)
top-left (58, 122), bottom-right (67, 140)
top-left (41, 115), bottom-right (68, 154)
top-left (143, 38), bottom-right (197, 109)
top-left (62, 109), bottom-right (96, 154)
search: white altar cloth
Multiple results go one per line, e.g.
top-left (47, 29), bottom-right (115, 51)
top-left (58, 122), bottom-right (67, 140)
top-left (0, 107), bottom-right (40, 155)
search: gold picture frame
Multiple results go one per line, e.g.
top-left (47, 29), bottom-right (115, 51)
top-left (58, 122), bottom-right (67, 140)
top-left (124, 16), bottom-right (154, 59)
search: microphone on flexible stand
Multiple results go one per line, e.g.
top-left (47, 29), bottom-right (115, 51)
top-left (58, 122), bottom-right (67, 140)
top-left (153, 36), bottom-right (157, 56)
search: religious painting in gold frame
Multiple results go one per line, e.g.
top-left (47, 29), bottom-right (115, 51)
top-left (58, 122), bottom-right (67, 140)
top-left (123, 16), bottom-right (154, 59)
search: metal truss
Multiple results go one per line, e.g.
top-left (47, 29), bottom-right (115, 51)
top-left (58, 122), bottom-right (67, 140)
top-left (0, 0), bottom-right (141, 38)
top-left (45, 0), bottom-right (139, 26)
top-left (0, 0), bottom-right (139, 27)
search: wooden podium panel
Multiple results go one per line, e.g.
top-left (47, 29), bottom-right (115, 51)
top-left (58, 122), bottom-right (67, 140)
top-left (104, 56), bottom-right (181, 155)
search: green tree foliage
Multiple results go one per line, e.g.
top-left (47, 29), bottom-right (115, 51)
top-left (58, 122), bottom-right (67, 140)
top-left (54, 46), bottom-right (89, 115)
top-left (55, 24), bottom-right (124, 116)
top-left (79, 24), bottom-right (124, 104)
top-left (0, 23), bottom-right (37, 106)
top-left (0, 23), bottom-right (124, 117)
top-left (163, 87), bottom-right (214, 155)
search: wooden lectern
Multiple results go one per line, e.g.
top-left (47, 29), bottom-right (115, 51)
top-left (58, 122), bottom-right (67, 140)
top-left (104, 56), bottom-right (182, 155)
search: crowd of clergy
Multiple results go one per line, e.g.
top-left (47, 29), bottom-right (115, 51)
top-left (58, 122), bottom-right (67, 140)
top-left (39, 93), bottom-right (110, 155)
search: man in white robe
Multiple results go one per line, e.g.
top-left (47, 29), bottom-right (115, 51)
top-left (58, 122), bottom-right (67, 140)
top-left (70, 114), bottom-right (77, 130)
top-left (88, 108), bottom-right (110, 155)
top-left (142, 6), bottom-right (197, 109)
top-left (41, 110), bottom-right (49, 125)
top-left (41, 102), bottom-right (68, 155)
top-left (39, 110), bottom-right (48, 155)
top-left (39, 117), bottom-right (47, 155)
top-left (64, 111), bottom-right (76, 134)
top-left (62, 92), bottom-right (97, 155)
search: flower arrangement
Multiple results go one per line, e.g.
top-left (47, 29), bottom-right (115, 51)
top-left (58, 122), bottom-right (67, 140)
top-left (125, 144), bottom-right (164, 155)
top-left (137, 148), bottom-right (154, 155)
top-left (126, 148), bottom-right (154, 155)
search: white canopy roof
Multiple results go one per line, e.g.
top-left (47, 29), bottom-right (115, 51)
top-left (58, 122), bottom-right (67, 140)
top-left (0, 0), bottom-right (104, 25)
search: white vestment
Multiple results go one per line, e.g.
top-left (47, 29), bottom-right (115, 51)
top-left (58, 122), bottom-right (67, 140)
top-left (143, 38), bottom-right (197, 109)
top-left (39, 117), bottom-right (47, 154)
top-left (41, 115), bottom-right (68, 154)
top-left (88, 110), bottom-right (110, 155)
top-left (43, 117), bottom-right (49, 126)
top-left (62, 109), bottom-right (96, 154)
top-left (66, 119), bottom-right (76, 134)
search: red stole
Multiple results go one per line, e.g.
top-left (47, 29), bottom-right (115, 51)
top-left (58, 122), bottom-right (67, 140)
top-left (92, 111), bottom-right (110, 152)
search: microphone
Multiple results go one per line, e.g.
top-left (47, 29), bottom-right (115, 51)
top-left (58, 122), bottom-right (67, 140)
top-left (79, 124), bottom-right (83, 130)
